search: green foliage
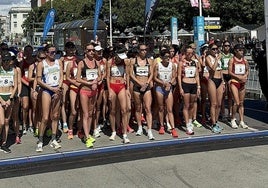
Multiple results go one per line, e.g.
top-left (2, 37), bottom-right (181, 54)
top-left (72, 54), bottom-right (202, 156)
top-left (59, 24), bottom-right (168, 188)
top-left (23, 0), bottom-right (265, 34)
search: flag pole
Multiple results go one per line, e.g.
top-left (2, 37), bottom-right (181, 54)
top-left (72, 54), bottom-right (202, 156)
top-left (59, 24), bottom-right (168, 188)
top-left (109, 0), bottom-right (113, 46)
top-left (199, 0), bottom-right (202, 16)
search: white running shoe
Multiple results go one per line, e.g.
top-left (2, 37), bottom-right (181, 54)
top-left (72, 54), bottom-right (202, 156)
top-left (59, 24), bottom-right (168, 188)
top-left (239, 121), bottom-right (248, 129)
top-left (136, 126), bottom-right (143, 136)
top-left (147, 130), bottom-right (155, 140)
top-left (166, 122), bottom-right (172, 131)
top-left (109, 132), bottom-right (116, 141)
top-left (36, 142), bottom-right (43, 152)
top-left (94, 129), bottom-right (101, 138)
top-left (230, 119), bottom-right (238, 129)
top-left (123, 136), bottom-right (130, 144)
top-left (50, 140), bottom-right (61, 150)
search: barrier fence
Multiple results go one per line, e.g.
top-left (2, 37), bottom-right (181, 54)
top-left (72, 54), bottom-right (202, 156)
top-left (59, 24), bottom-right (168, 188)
top-left (246, 59), bottom-right (263, 99)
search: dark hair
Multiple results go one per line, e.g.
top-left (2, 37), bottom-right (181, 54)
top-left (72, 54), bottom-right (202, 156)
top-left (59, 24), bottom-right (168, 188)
top-left (160, 48), bottom-right (170, 57)
top-left (65, 41), bottom-right (76, 49)
top-left (44, 44), bottom-right (55, 52)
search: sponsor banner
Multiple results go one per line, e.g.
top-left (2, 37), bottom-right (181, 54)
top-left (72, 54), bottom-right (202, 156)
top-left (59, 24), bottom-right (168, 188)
top-left (144, 0), bottom-right (160, 33)
top-left (93, 0), bottom-right (103, 40)
top-left (42, 8), bottom-right (56, 41)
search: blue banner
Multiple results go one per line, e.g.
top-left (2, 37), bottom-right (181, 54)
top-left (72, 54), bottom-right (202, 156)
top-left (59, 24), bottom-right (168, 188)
top-left (144, 0), bottom-right (159, 34)
top-left (193, 16), bottom-right (205, 55)
top-left (42, 8), bottom-right (56, 41)
top-left (93, 0), bottom-right (103, 41)
top-left (171, 17), bottom-right (178, 45)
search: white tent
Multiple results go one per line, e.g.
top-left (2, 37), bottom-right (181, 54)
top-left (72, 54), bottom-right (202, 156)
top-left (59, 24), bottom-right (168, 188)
top-left (226, 25), bottom-right (249, 34)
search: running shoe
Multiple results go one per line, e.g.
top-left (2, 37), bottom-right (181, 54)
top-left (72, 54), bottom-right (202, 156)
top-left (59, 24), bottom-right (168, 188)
top-left (50, 140), bottom-right (62, 150)
top-left (192, 119), bottom-right (202, 128)
top-left (23, 128), bottom-right (27, 135)
top-left (147, 130), bottom-right (155, 140)
top-left (63, 123), bottom-right (68, 133)
top-left (239, 121), bottom-right (248, 129)
top-left (230, 119), bottom-right (238, 129)
top-left (171, 128), bottom-right (179, 138)
top-left (28, 126), bottom-right (34, 133)
top-left (36, 142), bottom-right (43, 152)
top-left (211, 124), bottom-right (221, 134)
top-left (15, 136), bottom-right (21, 144)
top-left (166, 122), bottom-right (172, 131)
top-left (34, 128), bottom-right (39, 137)
top-left (46, 129), bottom-right (52, 137)
top-left (88, 136), bottom-right (96, 143)
top-left (123, 136), bottom-right (130, 144)
top-left (85, 137), bottom-right (94, 148)
top-left (127, 125), bottom-right (134, 133)
top-left (68, 129), bottom-right (74, 139)
top-left (158, 126), bottom-right (165, 134)
top-left (136, 126), bottom-right (143, 136)
top-left (77, 130), bottom-right (85, 139)
top-left (94, 129), bottom-right (101, 138)
top-left (141, 114), bottom-right (147, 124)
top-left (1, 144), bottom-right (11, 153)
top-left (109, 132), bottom-right (116, 141)
top-left (186, 127), bottom-right (194, 135)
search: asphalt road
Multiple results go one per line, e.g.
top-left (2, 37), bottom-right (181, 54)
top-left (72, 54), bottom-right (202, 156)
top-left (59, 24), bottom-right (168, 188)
top-left (1, 144), bottom-right (268, 188)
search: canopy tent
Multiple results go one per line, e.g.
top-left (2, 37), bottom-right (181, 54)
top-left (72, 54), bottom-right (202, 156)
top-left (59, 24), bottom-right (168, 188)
top-left (226, 25), bottom-right (249, 34)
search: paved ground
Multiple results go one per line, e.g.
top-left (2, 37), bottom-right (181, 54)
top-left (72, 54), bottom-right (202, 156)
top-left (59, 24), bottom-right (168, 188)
top-left (0, 99), bottom-right (267, 160)
top-left (1, 145), bottom-right (268, 188)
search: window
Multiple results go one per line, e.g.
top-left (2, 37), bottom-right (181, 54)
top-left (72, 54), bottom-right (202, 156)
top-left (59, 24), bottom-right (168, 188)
top-left (13, 14), bottom-right (17, 19)
top-left (14, 21), bottom-right (17, 28)
top-left (23, 14), bottom-right (28, 19)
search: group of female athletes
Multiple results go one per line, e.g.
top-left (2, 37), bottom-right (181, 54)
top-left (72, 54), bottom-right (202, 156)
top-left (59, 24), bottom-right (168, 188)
top-left (0, 40), bottom-right (249, 153)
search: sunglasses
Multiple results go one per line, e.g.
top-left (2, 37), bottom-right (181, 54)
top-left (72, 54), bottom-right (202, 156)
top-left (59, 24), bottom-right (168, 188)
top-left (38, 56), bottom-right (46, 60)
top-left (48, 51), bottom-right (56, 55)
top-left (163, 55), bottom-right (170, 59)
top-left (140, 48), bottom-right (147, 51)
top-left (211, 48), bottom-right (218, 51)
top-left (86, 49), bottom-right (95, 52)
top-left (224, 45), bottom-right (230, 47)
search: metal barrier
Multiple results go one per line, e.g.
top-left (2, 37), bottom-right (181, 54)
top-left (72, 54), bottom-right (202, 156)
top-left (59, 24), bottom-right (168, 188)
top-left (246, 60), bottom-right (263, 99)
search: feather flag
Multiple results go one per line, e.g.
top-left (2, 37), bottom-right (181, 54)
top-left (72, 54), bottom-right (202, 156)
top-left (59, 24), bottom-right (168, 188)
top-left (190, 0), bottom-right (210, 9)
top-left (93, 0), bottom-right (103, 40)
top-left (144, 0), bottom-right (160, 34)
top-left (42, 8), bottom-right (56, 41)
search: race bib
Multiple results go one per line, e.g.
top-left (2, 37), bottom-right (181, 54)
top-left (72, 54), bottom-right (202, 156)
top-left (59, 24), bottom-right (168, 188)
top-left (47, 71), bottom-right (60, 86)
top-left (86, 69), bottom-right (98, 81)
top-left (234, 64), bottom-right (245, 75)
top-left (0, 74), bottom-right (14, 87)
top-left (216, 60), bottom-right (222, 71)
top-left (185, 66), bottom-right (196, 78)
top-left (111, 65), bottom-right (125, 77)
top-left (222, 59), bottom-right (229, 69)
top-left (136, 66), bottom-right (149, 76)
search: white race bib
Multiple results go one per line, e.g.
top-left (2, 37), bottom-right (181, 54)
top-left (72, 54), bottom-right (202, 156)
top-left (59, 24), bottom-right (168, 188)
top-left (136, 66), bottom-right (149, 76)
top-left (0, 74), bottom-right (14, 87)
top-left (47, 71), bottom-right (60, 85)
top-left (234, 64), bottom-right (246, 75)
top-left (185, 66), bottom-right (196, 78)
top-left (86, 69), bottom-right (98, 81)
top-left (111, 66), bottom-right (125, 77)
top-left (24, 70), bottom-right (29, 78)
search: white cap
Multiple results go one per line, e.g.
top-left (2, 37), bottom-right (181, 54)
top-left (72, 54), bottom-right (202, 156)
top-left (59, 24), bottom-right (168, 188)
top-left (94, 45), bottom-right (103, 51)
top-left (117, 52), bottom-right (127, 59)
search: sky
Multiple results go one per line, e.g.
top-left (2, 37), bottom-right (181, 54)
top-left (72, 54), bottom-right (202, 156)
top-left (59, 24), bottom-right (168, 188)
top-left (0, 0), bottom-right (30, 16)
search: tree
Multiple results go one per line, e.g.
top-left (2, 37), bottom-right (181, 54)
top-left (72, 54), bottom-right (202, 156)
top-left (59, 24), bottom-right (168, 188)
top-left (23, 0), bottom-right (264, 35)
